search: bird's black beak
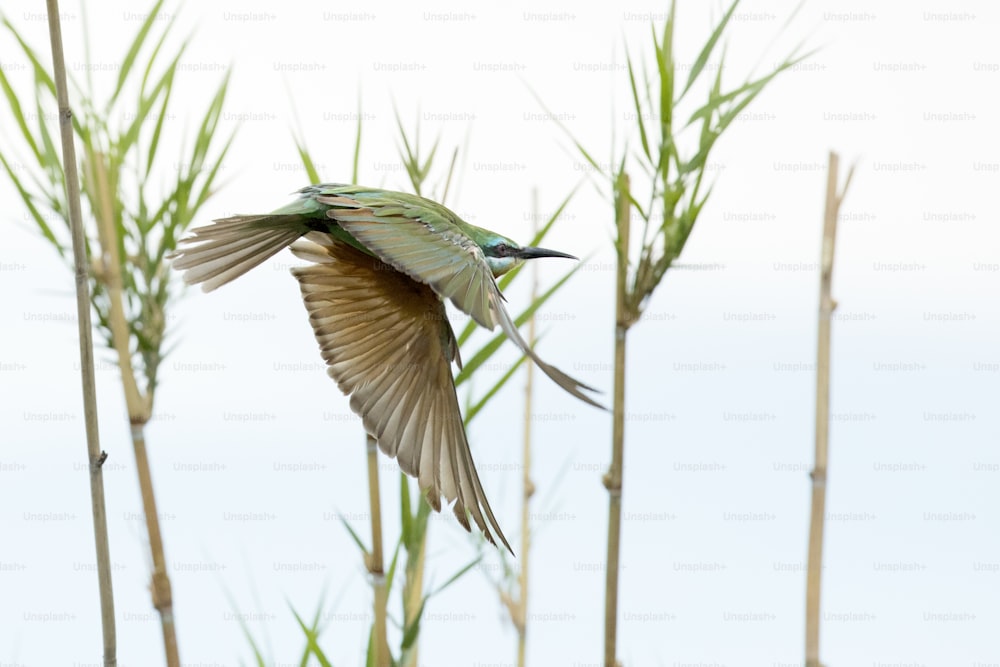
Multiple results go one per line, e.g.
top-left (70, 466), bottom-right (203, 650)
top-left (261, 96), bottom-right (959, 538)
top-left (516, 246), bottom-right (578, 261)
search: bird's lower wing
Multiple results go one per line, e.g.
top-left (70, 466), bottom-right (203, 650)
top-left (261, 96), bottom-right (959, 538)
top-left (289, 233), bottom-right (511, 551)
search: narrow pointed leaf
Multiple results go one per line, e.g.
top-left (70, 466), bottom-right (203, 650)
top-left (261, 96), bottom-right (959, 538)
top-left (383, 538), bottom-right (403, 593)
top-left (109, 0), bottom-right (167, 108)
top-left (0, 63), bottom-right (44, 167)
top-left (294, 135), bottom-right (322, 185)
top-left (352, 97), bottom-right (363, 183)
top-left (680, 0), bottom-right (739, 99)
top-left (456, 186), bottom-right (578, 346)
top-left (435, 557), bottom-right (483, 597)
top-left (626, 48), bottom-right (651, 163)
top-left (400, 472), bottom-right (412, 546)
top-left (340, 514), bottom-right (370, 557)
top-left (465, 354), bottom-right (528, 425)
top-left (526, 84), bottom-right (605, 176)
top-left (3, 18), bottom-right (57, 94)
top-left (289, 602), bottom-right (333, 667)
top-left (400, 596), bottom-right (428, 650)
top-left (456, 262), bottom-right (582, 386)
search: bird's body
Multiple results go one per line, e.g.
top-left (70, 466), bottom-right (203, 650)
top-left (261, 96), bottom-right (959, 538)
top-left (171, 184), bottom-right (600, 551)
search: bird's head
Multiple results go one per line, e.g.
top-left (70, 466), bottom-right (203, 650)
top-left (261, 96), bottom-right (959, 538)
top-left (478, 233), bottom-right (577, 278)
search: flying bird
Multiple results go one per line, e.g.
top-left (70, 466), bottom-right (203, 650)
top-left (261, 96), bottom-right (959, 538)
top-left (171, 184), bottom-right (601, 551)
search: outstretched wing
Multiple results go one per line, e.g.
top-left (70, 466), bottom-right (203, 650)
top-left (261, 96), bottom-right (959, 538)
top-left (290, 233), bottom-right (511, 551)
top-left (314, 191), bottom-right (604, 409)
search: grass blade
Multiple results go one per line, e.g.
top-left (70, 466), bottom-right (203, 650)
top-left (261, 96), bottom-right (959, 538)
top-left (464, 355), bottom-right (528, 425)
top-left (679, 0), bottom-right (739, 100)
top-left (108, 0), bottom-right (167, 109)
top-left (626, 47), bottom-right (651, 164)
top-left (294, 134), bottom-right (322, 185)
top-left (455, 261), bottom-right (581, 386)
top-left (0, 153), bottom-right (63, 252)
top-left (340, 514), bottom-right (370, 557)
top-left (352, 96), bottom-right (363, 183)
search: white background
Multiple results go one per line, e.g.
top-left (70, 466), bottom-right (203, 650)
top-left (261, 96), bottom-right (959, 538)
top-left (1, 1), bottom-right (997, 665)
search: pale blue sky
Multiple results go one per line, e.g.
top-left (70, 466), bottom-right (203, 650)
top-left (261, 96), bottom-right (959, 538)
top-left (1, 1), bottom-right (997, 665)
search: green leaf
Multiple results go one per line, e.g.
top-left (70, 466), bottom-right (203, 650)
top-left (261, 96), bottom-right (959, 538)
top-left (383, 538), bottom-right (403, 593)
top-left (464, 354), bottom-right (528, 425)
top-left (365, 627), bottom-right (375, 667)
top-left (109, 0), bottom-right (168, 109)
top-left (185, 68), bottom-right (230, 184)
top-left (295, 134), bottom-right (322, 185)
top-left (439, 146), bottom-right (459, 205)
top-left (525, 83), bottom-right (605, 177)
top-left (137, 9), bottom-right (179, 99)
top-left (352, 96), bottom-right (363, 184)
top-left (656, 4), bottom-right (675, 177)
top-left (289, 601), bottom-right (333, 667)
top-left (685, 49), bottom-right (811, 128)
top-left (400, 472), bottom-right (412, 547)
top-left (419, 134), bottom-right (441, 185)
top-left (680, 0), bottom-right (739, 100)
top-left (191, 127), bottom-right (236, 215)
top-left (400, 596), bottom-right (428, 650)
top-left (0, 50), bottom-right (44, 169)
top-left (394, 105), bottom-right (421, 193)
top-left (2, 18), bottom-right (56, 93)
top-left (455, 185), bottom-right (578, 347)
top-left (0, 153), bottom-right (63, 253)
top-left (144, 64), bottom-right (176, 177)
top-left (34, 91), bottom-right (64, 185)
top-left (434, 557), bottom-right (482, 596)
top-left (118, 42), bottom-right (187, 160)
top-left (625, 47), bottom-right (651, 164)
top-left (224, 590), bottom-right (268, 667)
top-left (455, 261), bottom-right (582, 386)
top-left (339, 513), bottom-right (370, 557)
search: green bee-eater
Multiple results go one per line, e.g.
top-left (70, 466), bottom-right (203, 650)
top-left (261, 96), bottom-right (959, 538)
top-left (171, 184), bottom-right (601, 550)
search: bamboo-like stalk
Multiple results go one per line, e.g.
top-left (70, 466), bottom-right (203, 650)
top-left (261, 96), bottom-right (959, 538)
top-left (805, 151), bottom-right (853, 667)
top-left (603, 172), bottom-right (631, 667)
top-left (131, 423), bottom-right (177, 664)
top-left (517, 190), bottom-right (541, 666)
top-left (402, 520), bottom-right (427, 667)
top-left (365, 434), bottom-right (390, 667)
top-left (44, 1), bottom-right (117, 663)
top-left (89, 152), bottom-right (178, 667)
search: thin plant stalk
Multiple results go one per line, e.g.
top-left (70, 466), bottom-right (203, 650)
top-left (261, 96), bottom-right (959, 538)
top-left (44, 0), bottom-right (117, 663)
top-left (366, 434), bottom-right (390, 667)
top-left (400, 521), bottom-right (427, 667)
top-left (532, 4), bottom-right (807, 662)
top-left (603, 172), bottom-right (631, 667)
top-left (516, 190), bottom-right (541, 667)
top-left (3, 6), bottom-right (230, 664)
top-left (805, 151), bottom-right (853, 667)
top-left (499, 189), bottom-right (541, 665)
top-left (130, 423), bottom-right (177, 663)
top-left (89, 151), bottom-right (178, 665)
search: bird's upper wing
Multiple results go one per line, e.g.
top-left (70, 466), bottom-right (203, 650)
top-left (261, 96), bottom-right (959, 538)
top-left (317, 190), bottom-right (498, 329)
top-left (315, 191), bottom-right (604, 409)
top-left (289, 233), bottom-right (511, 551)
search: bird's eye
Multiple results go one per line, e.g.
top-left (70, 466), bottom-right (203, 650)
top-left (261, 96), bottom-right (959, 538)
top-left (493, 243), bottom-right (509, 257)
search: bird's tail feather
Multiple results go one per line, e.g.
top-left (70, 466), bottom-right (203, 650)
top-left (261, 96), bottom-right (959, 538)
top-left (492, 297), bottom-right (606, 410)
top-left (171, 215), bottom-right (310, 291)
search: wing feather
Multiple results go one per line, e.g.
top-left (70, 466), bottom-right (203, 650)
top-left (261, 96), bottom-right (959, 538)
top-left (289, 237), bottom-right (512, 551)
top-left (171, 214), bottom-right (309, 292)
top-left (314, 194), bottom-right (602, 408)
